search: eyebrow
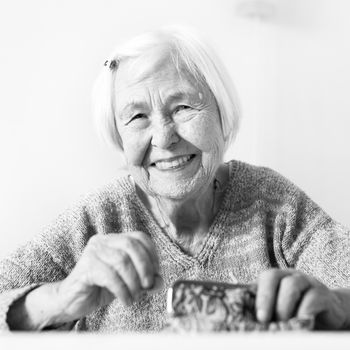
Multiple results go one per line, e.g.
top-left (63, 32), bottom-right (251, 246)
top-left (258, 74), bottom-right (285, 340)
top-left (119, 101), bottom-right (147, 116)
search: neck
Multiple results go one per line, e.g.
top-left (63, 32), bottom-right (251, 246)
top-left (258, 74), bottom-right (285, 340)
top-left (136, 164), bottom-right (229, 255)
top-left (156, 182), bottom-right (214, 234)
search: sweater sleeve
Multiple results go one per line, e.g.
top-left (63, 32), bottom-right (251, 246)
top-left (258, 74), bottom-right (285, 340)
top-left (0, 200), bottom-right (97, 331)
top-left (274, 187), bottom-right (350, 289)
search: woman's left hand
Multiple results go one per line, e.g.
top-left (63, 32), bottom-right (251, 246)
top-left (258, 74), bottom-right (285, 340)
top-left (255, 269), bottom-right (350, 330)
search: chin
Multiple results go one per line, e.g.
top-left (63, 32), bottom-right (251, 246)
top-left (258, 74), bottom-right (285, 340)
top-left (130, 154), bottom-right (221, 200)
top-left (148, 184), bottom-right (195, 200)
top-left (146, 170), bottom-right (213, 200)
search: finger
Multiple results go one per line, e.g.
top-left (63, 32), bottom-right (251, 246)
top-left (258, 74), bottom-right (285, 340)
top-left (296, 288), bottom-right (328, 327)
top-left (97, 248), bottom-right (142, 301)
top-left (276, 273), bottom-right (311, 321)
top-left (87, 258), bottom-right (132, 306)
top-left (103, 232), bottom-right (160, 273)
top-left (147, 274), bottom-right (164, 294)
top-left (119, 236), bottom-right (156, 289)
top-left (256, 269), bottom-right (292, 322)
top-left (128, 231), bottom-right (160, 271)
top-left (297, 286), bottom-right (348, 330)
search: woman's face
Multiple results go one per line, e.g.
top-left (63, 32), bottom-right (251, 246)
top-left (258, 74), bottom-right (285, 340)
top-left (114, 54), bottom-right (225, 200)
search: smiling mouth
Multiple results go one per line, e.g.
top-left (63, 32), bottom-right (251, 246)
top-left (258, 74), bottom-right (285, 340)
top-left (150, 154), bottom-right (196, 170)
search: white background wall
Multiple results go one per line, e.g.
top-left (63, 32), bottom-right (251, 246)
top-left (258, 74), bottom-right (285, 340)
top-left (1, 0), bottom-right (350, 257)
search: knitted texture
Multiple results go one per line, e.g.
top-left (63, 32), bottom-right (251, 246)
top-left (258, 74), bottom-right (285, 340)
top-left (0, 160), bottom-right (349, 332)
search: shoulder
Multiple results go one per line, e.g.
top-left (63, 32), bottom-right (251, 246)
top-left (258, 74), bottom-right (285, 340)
top-left (226, 159), bottom-right (304, 209)
top-left (35, 171), bottom-right (136, 259)
top-left (74, 171), bottom-right (136, 216)
top-left (44, 170), bottom-right (136, 233)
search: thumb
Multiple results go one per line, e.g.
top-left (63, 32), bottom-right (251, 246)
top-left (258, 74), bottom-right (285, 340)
top-left (297, 288), bottom-right (344, 330)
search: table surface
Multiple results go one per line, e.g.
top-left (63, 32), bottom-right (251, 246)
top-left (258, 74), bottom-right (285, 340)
top-left (2, 332), bottom-right (350, 350)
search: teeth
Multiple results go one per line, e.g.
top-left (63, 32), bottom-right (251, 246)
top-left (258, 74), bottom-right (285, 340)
top-left (154, 155), bottom-right (193, 170)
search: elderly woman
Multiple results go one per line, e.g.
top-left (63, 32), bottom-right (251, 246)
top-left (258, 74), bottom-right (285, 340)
top-left (1, 27), bottom-right (350, 332)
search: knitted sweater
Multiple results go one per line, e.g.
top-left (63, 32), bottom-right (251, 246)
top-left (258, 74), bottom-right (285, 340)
top-left (1, 160), bottom-right (349, 332)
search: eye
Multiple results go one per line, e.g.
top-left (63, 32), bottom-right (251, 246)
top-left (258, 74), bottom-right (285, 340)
top-left (128, 113), bottom-right (147, 123)
top-left (174, 105), bottom-right (191, 114)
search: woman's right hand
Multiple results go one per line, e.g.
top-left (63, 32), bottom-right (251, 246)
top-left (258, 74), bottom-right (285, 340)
top-left (53, 231), bottom-right (160, 323)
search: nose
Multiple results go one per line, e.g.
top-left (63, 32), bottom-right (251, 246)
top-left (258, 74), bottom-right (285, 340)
top-left (151, 119), bottom-right (180, 149)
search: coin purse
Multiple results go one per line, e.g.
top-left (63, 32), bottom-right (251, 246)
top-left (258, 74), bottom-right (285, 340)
top-left (165, 280), bottom-right (314, 332)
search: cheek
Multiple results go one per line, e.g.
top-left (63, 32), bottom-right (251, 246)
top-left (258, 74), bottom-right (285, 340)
top-left (119, 130), bottom-right (150, 166)
top-left (177, 113), bottom-right (223, 153)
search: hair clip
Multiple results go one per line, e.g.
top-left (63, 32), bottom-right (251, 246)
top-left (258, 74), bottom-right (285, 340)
top-left (104, 58), bottom-right (119, 70)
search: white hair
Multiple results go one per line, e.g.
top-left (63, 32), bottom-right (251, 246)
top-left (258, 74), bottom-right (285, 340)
top-left (92, 26), bottom-right (241, 152)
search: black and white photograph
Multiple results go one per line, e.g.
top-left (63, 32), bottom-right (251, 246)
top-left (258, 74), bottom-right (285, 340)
top-left (1, 0), bottom-right (350, 348)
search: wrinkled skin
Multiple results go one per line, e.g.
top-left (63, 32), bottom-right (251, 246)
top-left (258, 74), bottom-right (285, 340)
top-left (255, 269), bottom-right (350, 330)
top-left (113, 53), bottom-right (225, 200)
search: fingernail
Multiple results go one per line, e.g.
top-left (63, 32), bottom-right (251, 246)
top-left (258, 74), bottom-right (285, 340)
top-left (143, 276), bottom-right (153, 289)
top-left (143, 276), bottom-right (163, 295)
top-left (257, 309), bottom-right (268, 322)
